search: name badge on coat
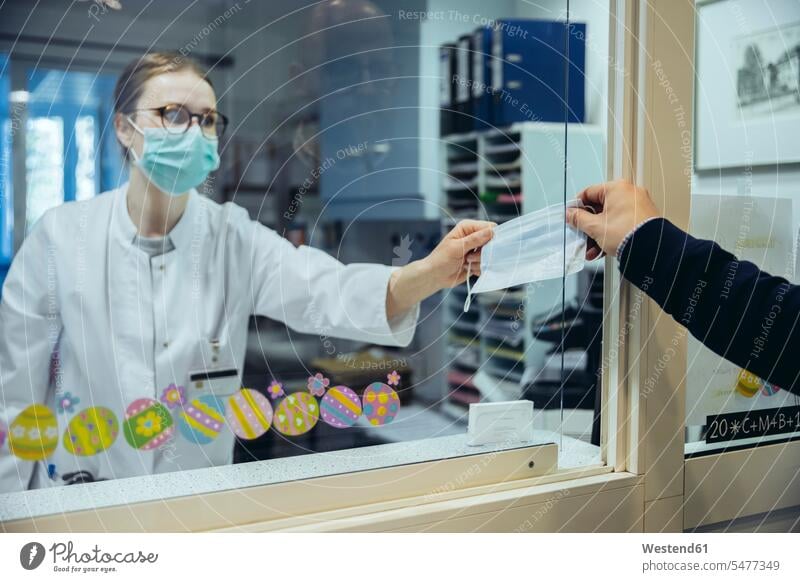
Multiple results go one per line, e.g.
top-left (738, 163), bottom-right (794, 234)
top-left (187, 339), bottom-right (240, 399)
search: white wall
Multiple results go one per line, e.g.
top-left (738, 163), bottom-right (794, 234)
top-left (692, 0), bottom-right (800, 282)
top-left (693, 167), bottom-right (800, 284)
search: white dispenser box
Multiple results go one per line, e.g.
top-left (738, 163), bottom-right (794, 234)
top-left (467, 400), bottom-right (534, 446)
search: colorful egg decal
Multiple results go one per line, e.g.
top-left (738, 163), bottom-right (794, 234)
top-left (123, 398), bottom-right (174, 450)
top-left (320, 386), bottom-right (362, 429)
top-left (762, 382), bottom-right (781, 396)
top-left (735, 369), bottom-right (762, 398)
top-left (63, 407), bottom-right (119, 456)
top-left (274, 392), bottom-right (319, 436)
top-left (226, 389), bottom-right (273, 440)
top-left (362, 382), bottom-right (400, 426)
top-left (8, 404), bottom-right (58, 461)
top-left (178, 395), bottom-right (226, 445)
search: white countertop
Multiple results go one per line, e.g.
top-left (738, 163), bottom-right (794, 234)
top-left (0, 430), bottom-right (600, 523)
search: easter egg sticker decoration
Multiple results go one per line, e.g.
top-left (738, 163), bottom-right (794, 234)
top-left (8, 404), bottom-right (59, 461)
top-left (362, 382), bottom-right (400, 426)
top-left (0, 418), bottom-right (6, 451)
top-left (274, 392), bottom-right (319, 436)
top-left (63, 407), bottom-right (119, 457)
top-left (123, 398), bottom-right (174, 450)
top-left (178, 395), bottom-right (226, 445)
top-left (226, 389), bottom-right (273, 440)
top-left (320, 386), bottom-right (362, 429)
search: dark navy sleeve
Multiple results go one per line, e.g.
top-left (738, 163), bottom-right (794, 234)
top-left (618, 218), bottom-right (800, 395)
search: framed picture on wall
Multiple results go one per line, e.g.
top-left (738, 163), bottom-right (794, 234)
top-left (695, 0), bottom-right (800, 170)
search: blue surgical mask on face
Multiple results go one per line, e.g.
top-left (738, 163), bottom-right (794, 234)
top-left (128, 118), bottom-right (220, 196)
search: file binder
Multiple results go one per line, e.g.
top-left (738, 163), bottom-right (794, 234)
top-left (471, 26), bottom-right (494, 131)
top-left (439, 42), bottom-right (457, 136)
top-left (490, 19), bottom-right (586, 125)
top-left (454, 34), bottom-right (473, 133)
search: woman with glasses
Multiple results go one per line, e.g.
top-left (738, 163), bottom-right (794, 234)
top-left (0, 52), bottom-right (493, 490)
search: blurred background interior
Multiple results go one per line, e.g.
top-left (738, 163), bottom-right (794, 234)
top-left (0, 0), bottom-right (612, 464)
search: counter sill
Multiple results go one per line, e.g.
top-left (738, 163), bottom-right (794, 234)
top-left (2, 431), bottom-right (601, 531)
top-left (215, 468), bottom-right (634, 532)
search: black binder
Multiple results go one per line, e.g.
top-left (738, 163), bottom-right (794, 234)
top-left (454, 34), bottom-right (473, 134)
top-left (439, 42), bottom-right (457, 136)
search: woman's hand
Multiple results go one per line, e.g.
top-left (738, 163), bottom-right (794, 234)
top-left (427, 219), bottom-right (495, 287)
top-left (566, 180), bottom-right (661, 259)
top-left (386, 220), bottom-right (494, 320)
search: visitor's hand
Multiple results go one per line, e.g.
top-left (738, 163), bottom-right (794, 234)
top-left (566, 180), bottom-right (661, 259)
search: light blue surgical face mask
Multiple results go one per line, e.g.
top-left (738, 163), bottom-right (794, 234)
top-left (128, 118), bottom-right (220, 196)
top-left (463, 200), bottom-right (587, 312)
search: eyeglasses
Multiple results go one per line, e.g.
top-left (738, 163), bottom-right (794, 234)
top-left (133, 104), bottom-right (228, 139)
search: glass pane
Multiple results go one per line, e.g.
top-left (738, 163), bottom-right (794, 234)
top-left (25, 116), bottom-right (64, 230)
top-left (257, 0), bottom-right (608, 471)
top-left (687, 0), bottom-right (800, 455)
top-left (0, 1), bottom-right (612, 518)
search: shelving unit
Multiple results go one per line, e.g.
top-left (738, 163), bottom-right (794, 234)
top-left (439, 122), bottom-right (604, 421)
top-left (441, 132), bottom-right (481, 221)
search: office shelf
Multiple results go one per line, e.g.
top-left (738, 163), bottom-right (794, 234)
top-left (439, 122), bottom-right (604, 413)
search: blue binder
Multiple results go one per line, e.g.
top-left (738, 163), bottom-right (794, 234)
top-left (490, 19), bottom-right (586, 126)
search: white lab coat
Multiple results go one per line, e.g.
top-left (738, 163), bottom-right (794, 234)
top-left (0, 184), bottom-right (418, 491)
